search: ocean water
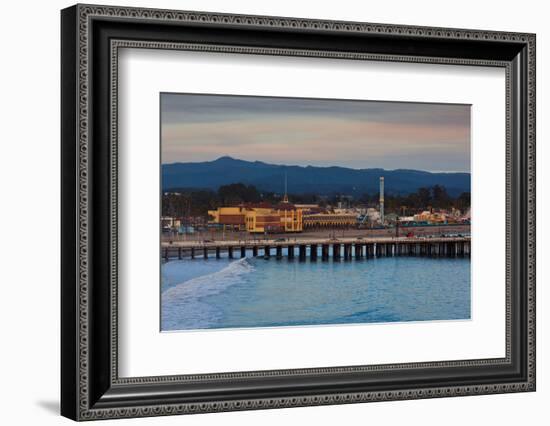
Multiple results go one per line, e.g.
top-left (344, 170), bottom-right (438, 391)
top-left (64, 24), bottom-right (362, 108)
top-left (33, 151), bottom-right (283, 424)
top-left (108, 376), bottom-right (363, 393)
top-left (161, 249), bottom-right (470, 331)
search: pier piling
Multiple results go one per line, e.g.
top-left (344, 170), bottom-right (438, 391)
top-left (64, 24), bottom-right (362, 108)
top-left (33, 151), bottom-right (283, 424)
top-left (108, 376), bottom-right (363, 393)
top-left (344, 244), bottom-right (351, 260)
top-left (310, 244), bottom-right (318, 260)
top-left (299, 245), bottom-right (307, 261)
top-left (354, 244), bottom-right (363, 259)
top-left (322, 244), bottom-right (329, 261)
top-left (288, 245), bottom-right (294, 259)
top-left (161, 237), bottom-right (470, 262)
top-left (333, 244), bottom-right (341, 260)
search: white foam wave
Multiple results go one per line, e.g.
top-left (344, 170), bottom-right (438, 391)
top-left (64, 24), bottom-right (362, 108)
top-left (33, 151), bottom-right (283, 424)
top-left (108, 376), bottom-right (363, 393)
top-left (162, 257), bottom-right (255, 303)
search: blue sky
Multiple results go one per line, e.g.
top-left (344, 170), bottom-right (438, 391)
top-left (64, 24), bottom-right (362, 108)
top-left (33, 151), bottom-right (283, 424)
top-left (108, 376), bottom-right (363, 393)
top-left (161, 93), bottom-right (471, 172)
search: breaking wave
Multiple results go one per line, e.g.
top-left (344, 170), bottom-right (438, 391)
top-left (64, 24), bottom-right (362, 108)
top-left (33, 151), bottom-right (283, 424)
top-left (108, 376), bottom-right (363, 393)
top-left (162, 257), bottom-right (254, 302)
top-left (161, 258), bottom-right (255, 330)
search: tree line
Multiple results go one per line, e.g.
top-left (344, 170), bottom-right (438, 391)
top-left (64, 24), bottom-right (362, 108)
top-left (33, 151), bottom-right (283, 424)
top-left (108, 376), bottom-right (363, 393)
top-left (359, 185), bottom-right (470, 214)
top-left (162, 183), bottom-right (470, 218)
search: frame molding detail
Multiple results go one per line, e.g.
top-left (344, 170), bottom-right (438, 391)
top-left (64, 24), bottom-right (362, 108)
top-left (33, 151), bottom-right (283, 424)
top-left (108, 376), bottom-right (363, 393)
top-left (61, 4), bottom-right (535, 421)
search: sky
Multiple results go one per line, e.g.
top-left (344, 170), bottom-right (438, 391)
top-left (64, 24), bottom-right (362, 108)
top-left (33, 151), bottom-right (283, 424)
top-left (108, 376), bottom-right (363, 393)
top-left (161, 93), bottom-right (471, 173)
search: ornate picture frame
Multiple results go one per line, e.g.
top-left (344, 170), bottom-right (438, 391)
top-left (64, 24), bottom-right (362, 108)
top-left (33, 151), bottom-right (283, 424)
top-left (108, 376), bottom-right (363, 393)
top-left (61, 4), bottom-right (535, 420)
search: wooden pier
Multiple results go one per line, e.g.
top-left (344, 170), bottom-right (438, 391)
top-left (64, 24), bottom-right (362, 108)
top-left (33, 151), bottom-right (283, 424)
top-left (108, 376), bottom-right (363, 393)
top-left (161, 237), bottom-right (471, 261)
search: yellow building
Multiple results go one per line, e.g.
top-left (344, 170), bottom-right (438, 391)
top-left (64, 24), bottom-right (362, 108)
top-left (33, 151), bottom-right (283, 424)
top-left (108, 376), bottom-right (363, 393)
top-left (208, 203), bottom-right (303, 233)
top-left (208, 206), bottom-right (247, 229)
top-left (273, 205), bottom-right (302, 232)
top-left (244, 207), bottom-right (281, 233)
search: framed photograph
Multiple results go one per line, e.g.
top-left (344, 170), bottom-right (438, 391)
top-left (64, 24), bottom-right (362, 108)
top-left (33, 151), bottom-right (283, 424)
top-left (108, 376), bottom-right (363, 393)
top-left (61, 4), bottom-right (536, 421)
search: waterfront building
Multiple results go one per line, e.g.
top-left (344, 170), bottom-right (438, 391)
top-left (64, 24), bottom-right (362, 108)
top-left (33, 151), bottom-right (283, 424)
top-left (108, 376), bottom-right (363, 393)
top-left (207, 206), bottom-right (248, 230)
top-left (293, 203), bottom-right (320, 213)
top-left (275, 204), bottom-right (303, 232)
top-left (208, 203), bottom-right (303, 233)
top-left (244, 207), bottom-right (282, 233)
top-left (302, 212), bottom-right (357, 229)
top-left (412, 209), bottom-right (465, 224)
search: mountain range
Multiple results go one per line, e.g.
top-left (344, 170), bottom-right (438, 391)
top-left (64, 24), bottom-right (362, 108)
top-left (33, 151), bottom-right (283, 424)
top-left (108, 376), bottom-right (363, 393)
top-left (162, 156), bottom-right (470, 196)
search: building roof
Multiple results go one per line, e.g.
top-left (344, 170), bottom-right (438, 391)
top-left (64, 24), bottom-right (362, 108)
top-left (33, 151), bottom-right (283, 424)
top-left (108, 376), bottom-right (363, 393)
top-left (274, 203), bottom-right (297, 211)
top-left (240, 201), bottom-right (273, 209)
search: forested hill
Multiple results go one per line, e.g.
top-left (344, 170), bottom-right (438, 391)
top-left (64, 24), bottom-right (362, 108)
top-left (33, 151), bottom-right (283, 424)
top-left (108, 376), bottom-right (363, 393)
top-left (162, 156), bottom-right (470, 196)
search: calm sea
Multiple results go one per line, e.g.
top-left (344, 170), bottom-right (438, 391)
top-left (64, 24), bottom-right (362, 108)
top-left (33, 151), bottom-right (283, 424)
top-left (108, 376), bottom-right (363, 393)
top-left (161, 249), bottom-right (470, 331)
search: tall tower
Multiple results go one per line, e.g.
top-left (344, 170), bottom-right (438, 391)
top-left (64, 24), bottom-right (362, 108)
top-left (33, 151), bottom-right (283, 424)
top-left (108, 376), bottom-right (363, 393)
top-left (379, 176), bottom-right (385, 224)
top-left (282, 172), bottom-right (289, 203)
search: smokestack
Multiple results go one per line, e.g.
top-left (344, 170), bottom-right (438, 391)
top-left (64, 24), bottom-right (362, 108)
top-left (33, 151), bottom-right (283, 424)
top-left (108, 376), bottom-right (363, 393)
top-left (379, 176), bottom-right (385, 224)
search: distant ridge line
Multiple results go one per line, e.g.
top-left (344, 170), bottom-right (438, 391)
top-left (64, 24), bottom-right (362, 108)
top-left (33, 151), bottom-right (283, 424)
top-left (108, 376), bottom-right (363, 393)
top-left (162, 157), bottom-right (470, 196)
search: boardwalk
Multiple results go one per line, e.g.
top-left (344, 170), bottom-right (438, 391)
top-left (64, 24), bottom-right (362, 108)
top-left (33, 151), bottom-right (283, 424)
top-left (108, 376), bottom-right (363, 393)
top-left (161, 236), bottom-right (471, 261)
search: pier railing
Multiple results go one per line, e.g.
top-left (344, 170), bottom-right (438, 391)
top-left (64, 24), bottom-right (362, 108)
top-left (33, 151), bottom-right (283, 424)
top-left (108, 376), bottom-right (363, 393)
top-left (160, 237), bottom-right (471, 261)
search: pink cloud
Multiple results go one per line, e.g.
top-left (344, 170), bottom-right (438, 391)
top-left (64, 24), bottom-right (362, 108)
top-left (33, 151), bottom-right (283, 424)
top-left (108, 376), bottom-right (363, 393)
top-left (162, 116), bottom-right (469, 170)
